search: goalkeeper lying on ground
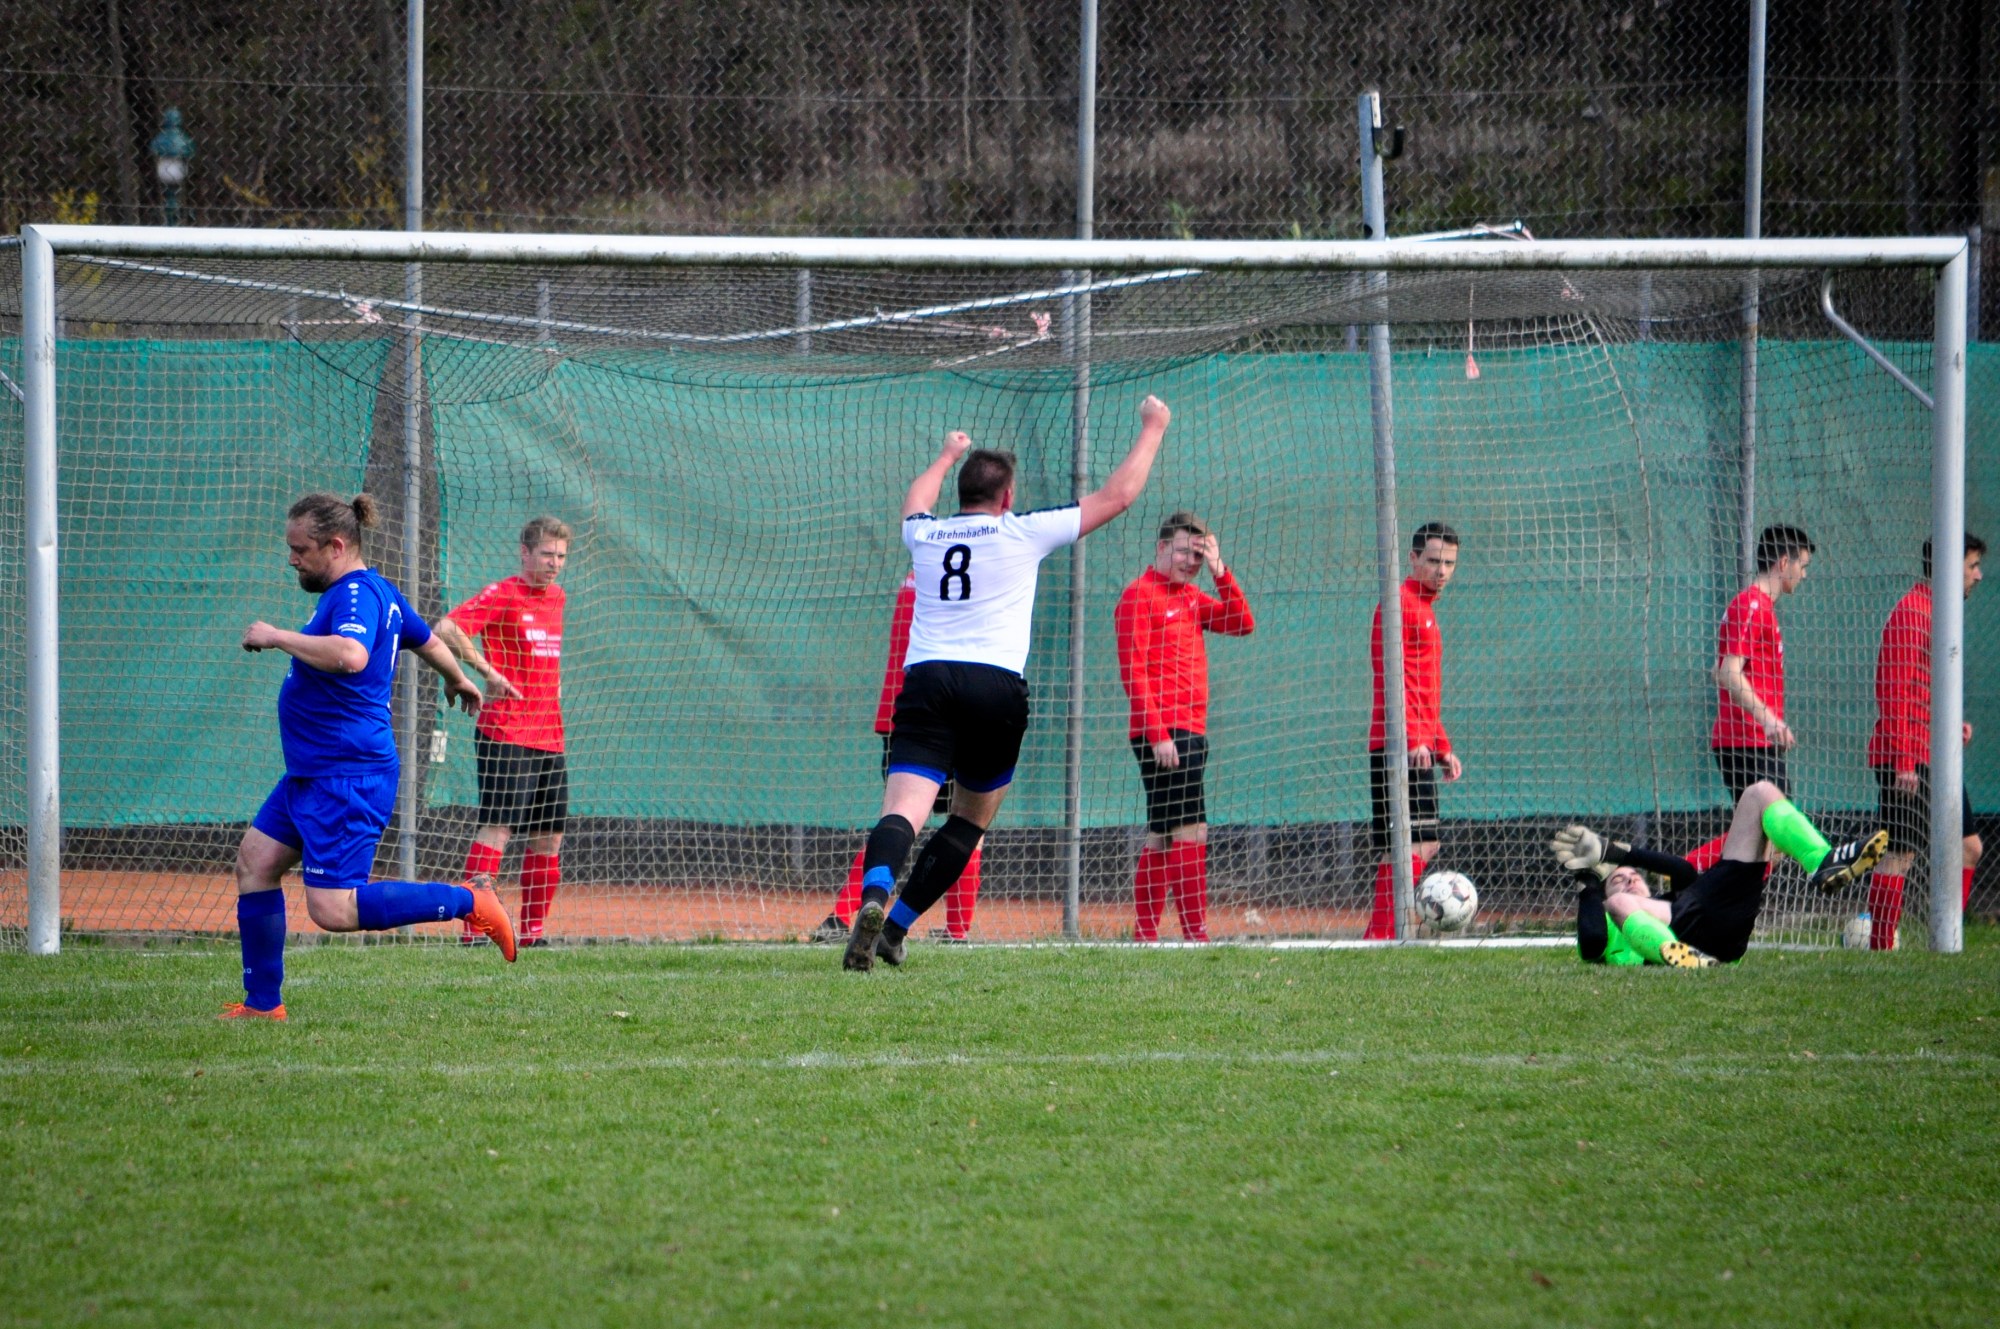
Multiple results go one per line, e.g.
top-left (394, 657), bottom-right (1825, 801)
top-left (1551, 780), bottom-right (1888, 967)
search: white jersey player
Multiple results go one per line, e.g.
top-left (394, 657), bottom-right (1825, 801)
top-left (843, 395), bottom-right (1174, 971)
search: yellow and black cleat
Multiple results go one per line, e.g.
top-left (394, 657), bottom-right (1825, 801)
top-left (1809, 830), bottom-right (1890, 895)
top-left (1659, 940), bottom-right (1718, 969)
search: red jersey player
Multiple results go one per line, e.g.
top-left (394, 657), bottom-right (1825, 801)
top-left (1365, 521), bottom-right (1463, 939)
top-left (435, 517), bottom-right (571, 946)
top-left (1693, 524), bottom-right (1813, 871)
top-left (812, 570), bottom-right (984, 944)
top-left (1864, 534), bottom-right (1986, 949)
top-left (1114, 511), bottom-right (1255, 941)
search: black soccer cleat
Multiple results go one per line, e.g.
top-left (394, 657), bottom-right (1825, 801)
top-left (809, 914), bottom-right (849, 944)
top-left (1809, 830), bottom-right (1890, 895)
top-left (928, 928), bottom-right (968, 946)
top-left (875, 931), bottom-right (907, 967)
top-left (842, 901), bottom-right (885, 972)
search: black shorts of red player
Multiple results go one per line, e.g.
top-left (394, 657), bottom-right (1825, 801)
top-left (881, 735), bottom-right (954, 816)
top-left (1874, 765), bottom-right (1973, 855)
top-left (1711, 745), bottom-right (1789, 801)
top-left (885, 660), bottom-right (1028, 795)
top-left (1667, 858), bottom-right (1768, 963)
top-left (474, 735), bottom-right (569, 836)
top-left (1368, 749), bottom-right (1440, 853)
top-left (1131, 731), bottom-right (1208, 835)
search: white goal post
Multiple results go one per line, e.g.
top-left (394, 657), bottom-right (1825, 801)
top-left (14, 226), bottom-right (1971, 954)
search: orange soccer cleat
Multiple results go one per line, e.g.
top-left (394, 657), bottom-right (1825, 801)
top-left (462, 873), bottom-right (518, 962)
top-left (219, 1002), bottom-right (288, 1021)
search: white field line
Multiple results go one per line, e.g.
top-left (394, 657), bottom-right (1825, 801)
top-left (3, 1046), bottom-right (1989, 1080)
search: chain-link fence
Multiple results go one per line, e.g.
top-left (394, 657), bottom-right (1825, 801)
top-left (3, 3), bottom-right (1993, 255)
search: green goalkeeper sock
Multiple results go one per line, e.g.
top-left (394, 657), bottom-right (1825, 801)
top-left (1760, 796), bottom-right (1832, 874)
top-left (1615, 910), bottom-right (1677, 965)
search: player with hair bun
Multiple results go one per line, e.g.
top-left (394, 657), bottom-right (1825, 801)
top-left (225, 492), bottom-right (515, 1020)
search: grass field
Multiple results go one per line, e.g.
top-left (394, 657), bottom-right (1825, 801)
top-left (3, 934), bottom-right (1997, 1327)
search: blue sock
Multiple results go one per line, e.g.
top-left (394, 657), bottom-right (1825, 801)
top-left (862, 865), bottom-right (897, 908)
top-left (354, 880), bottom-right (476, 931)
top-left (237, 889), bottom-right (288, 1011)
top-left (860, 815), bottom-right (917, 909)
top-left (887, 899), bottom-right (922, 932)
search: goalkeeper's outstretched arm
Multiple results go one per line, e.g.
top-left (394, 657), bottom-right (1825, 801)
top-left (1550, 825), bottom-right (1697, 892)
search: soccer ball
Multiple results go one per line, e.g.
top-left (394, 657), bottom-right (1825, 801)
top-left (1842, 914), bottom-right (1895, 950)
top-left (1417, 871), bottom-right (1478, 932)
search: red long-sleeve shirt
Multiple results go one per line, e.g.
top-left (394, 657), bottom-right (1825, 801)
top-left (872, 574), bottom-right (917, 734)
top-left (1869, 580), bottom-right (1932, 773)
top-left (1114, 566), bottom-right (1255, 744)
top-left (1368, 578), bottom-right (1449, 757)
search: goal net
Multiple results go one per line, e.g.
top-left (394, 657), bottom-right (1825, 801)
top-left (0, 234), bottom-right (1968, 950)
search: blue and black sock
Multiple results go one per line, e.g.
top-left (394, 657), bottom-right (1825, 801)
top-left (354, 880), bottom-right (476, 931)
top-left (884, 815), bottom-right (984, 944)
top-left (237, 888), bottom-right (288, 1011)
top-left (860, 815), bottom-right (917, 910)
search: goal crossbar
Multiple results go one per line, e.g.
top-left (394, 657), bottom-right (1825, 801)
top-left (19, 225), bottom-right (1970, 271)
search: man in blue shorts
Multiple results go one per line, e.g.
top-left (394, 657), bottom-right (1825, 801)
top-left (224, 492), bottom-right (517, 1020)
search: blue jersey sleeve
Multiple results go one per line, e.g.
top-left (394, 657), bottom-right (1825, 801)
top-left (322, 576), bottom-right (384, 655)
top-left (392, 584), bottom-right (432, 651)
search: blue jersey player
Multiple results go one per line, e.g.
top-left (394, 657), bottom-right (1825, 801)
top-left (223, 493), bottom-right (517, 1020)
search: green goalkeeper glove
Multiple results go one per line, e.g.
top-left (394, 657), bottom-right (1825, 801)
top-left (1549, 824), bottom-right (1633, 879)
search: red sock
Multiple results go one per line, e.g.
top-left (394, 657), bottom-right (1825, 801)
top-left (1365, 854), bottom-right (1426, 939)
top-left (1964, 866), bottom-right (1975, 912)
top-left (463, 841), bottom-right (502, 880)
top-left (1365, 861), bottom-right (1396, 939)
top-left (943, 845), bottom-right (983, 939)
top-left (1867, 873), bottom-right (1905, 951)
top-left (1134, 847), bottom-right (1168, 941)
top-left (833, 846), bottom-right (866, 926)
top-left (1685, 836), bottom-right (1727, 874)
top-left (519, 851), bottom-right (560, 939)
top-left (1170, 841), bottom-right (1209, 942)
top-left (460, 842), bottom-right (505, 939)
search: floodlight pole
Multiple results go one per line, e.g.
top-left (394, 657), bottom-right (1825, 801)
top-left (1929, 246), bottom-right (1969, 954)
top-left (1061, 0), bottom-right (1100, 940)
top-left (1739, 0), bottom-right (1767, 583)
top-left (21, 228), bottom-right (61, 955)
top-left (397, 0), bottom-right (425, 886)
top-left (1359, 91), bottom-right (1417, 941)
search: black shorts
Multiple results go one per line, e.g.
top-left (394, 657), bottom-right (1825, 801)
top-left (1369, 749), bottom-right (1441, 853)
top-left (1669, 859), bottom-right (1767, 963)
top-left (1131, 731), bottom-right (1209, 834)
top-left (881, 734), bottom-right (954, 815)
top-left (885, 661), bottom-right (1029, 794)
top-left (1712, 746), bottom-right (1788, 801)
top-left (474, 736), bottom-right (569, 836)
top-left (1874, 765), bottom-right (1973, 854)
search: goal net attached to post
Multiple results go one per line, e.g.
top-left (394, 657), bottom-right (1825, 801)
top-left (3, 230), bottom-right (1971, 953)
